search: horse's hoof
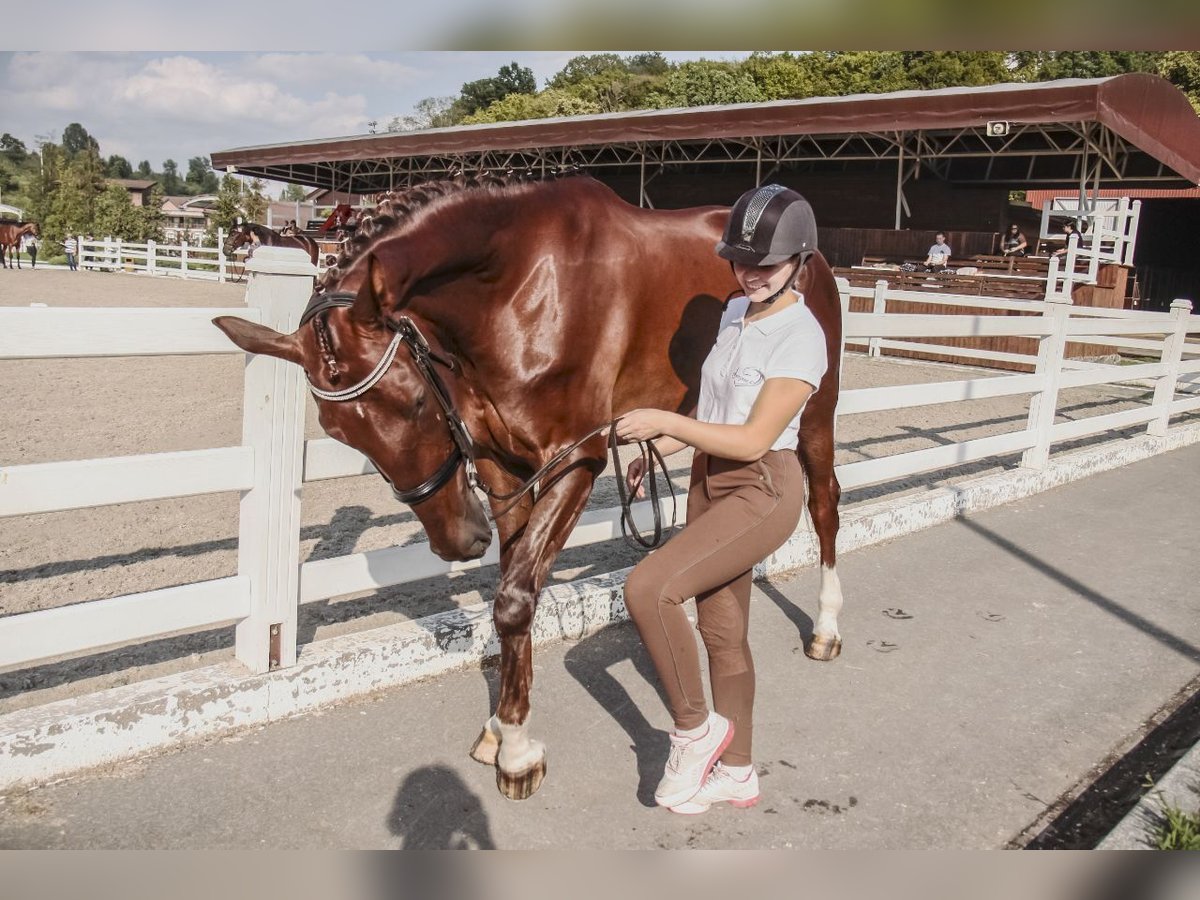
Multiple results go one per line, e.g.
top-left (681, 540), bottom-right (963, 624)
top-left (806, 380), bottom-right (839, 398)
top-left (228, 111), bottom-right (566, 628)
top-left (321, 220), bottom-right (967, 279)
top-left (806, 634), bottom-right (842, 661)
top-left (496, 756), bottom-right (547, 801)
top-left (469, 724), bottom-right (500, 766)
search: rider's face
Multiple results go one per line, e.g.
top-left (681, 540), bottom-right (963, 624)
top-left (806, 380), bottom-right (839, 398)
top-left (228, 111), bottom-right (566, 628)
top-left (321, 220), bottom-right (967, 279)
top-left (732, 259), bottom-right (797, 303)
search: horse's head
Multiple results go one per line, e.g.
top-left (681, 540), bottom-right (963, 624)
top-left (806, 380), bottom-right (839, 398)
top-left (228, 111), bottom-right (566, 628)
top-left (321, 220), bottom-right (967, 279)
top-left (212, 252), bottom-right (492, 562)
top-left (222, 223), bottom-right (251, 257)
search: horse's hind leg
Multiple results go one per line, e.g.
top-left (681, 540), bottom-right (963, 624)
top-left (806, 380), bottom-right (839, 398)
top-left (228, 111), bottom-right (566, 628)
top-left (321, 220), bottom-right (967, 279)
top-left (798, 424), bottom-right (844, 661)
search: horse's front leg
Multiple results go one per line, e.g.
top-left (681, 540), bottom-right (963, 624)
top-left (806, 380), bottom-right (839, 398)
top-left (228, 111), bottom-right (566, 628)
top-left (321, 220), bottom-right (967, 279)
top-left (470, 452), bottom-right (604, 800)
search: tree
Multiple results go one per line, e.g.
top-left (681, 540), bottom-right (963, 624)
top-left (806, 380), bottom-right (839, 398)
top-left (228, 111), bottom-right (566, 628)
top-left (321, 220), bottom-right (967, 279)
top-left (547, 54), bottom-right (626, 89)
top-left (92, 183), bottom-right (141, 240)
top-left (211, 173), bottom-right (245, 234)
top-left (44, 146), bottom-right (105, 241)
top-left (742, 51), bottom-right (823, 100)
top-left (186, 156), bottom-right (219, 193)
top-left (279, 183), bottom-right (308, 202)
top-left (243, 178), bottom-right (269, 224)
top-left (647, 60), bottom-right (766, 109)
top-left (162, 159), bottom-right (180, 194)
top-left (0, 133), bottom-right (28, 165)
top-left (1158, 51), bottom-right (1200, 112)
top-left (136, 184), bottom-right (165, 241)
top-left (457, 61), bottom-right (537, 117)
top-left (387, 96), bottom-right (458, 131)
top-left (136, 159), bottom-right (152, 177)
top-left (106, 155), bottom-right (133, 178)
top-left (62, 122), bottom-right (97, 157)
top-left (900, 51), bottom-right (1011, 91)
top-left (463, 88), bottom-right (602, 124)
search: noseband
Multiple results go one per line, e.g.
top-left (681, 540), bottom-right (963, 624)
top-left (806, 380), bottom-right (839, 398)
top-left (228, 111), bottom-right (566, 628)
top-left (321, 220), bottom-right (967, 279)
top-left (299, 291), bottom-right (479, 506)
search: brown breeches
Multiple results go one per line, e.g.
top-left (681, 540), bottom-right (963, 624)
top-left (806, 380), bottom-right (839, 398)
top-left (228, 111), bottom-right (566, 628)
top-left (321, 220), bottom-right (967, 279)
top-left (624, 448), bottom-right (805, 766)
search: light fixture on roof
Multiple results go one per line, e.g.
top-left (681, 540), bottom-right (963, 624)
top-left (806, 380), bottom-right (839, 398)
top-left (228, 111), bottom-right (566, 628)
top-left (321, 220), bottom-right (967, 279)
top-left (985, 121), bottom-right (1010, 137)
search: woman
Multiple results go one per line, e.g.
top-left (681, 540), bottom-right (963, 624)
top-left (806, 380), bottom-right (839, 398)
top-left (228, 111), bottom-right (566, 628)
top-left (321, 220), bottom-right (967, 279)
top-left (1001, 223), bottom-right (1027, 257)
top-left (612, 184), bottom-right (827, 815)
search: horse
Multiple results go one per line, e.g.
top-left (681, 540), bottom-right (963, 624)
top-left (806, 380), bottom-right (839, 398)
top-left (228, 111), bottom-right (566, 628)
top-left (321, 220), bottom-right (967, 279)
top-left (0, 221), bottom-right (38, 269)
top-left (222, 221), bottom-right (319, 267)
top-left (212, 175), bottom-right (844, 800)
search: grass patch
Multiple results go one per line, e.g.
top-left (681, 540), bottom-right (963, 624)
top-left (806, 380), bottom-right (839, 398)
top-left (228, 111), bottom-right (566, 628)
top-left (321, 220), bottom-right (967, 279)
top-left (1152, 787), bottom-right (1200, 850)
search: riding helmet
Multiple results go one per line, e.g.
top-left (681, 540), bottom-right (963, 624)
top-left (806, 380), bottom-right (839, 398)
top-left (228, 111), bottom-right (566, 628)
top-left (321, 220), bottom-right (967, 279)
top-left (716, 184), bottom-right (818, 266)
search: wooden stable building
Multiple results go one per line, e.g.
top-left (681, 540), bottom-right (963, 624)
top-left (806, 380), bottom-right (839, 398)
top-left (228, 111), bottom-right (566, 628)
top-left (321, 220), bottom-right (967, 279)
top-left (211, 74), bottom-right (1200, 359)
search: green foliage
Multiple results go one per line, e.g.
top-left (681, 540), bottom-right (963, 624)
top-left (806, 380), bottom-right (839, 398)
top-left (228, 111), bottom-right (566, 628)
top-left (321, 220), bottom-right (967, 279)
top-left (547, 54), bottom-right (626, 89)
top-left (92, 183), bottom-right (142, 240)
top-left (279, 183), bottom-right (308, 202)
top-left (42, 147), bottom-right (106, 243)
top-left (1158, 51), bottom-right (1200, 113)
top-left (1, 133), bottom-right (28, 165)
top-left (61, 122), bottom-right (98, 157)
top-left (136, 159), bottom-right (152, 177)
top-left (1153, 789), bottom-right (1200, 850)
top-left (243, 178), bottom-right (269, 224)
top-left (186, 156), bottom-right (219, 194)
top-left (1011, 51), bottom-right (1164, 82)
top-left (387, 96), bottom-right (458, 132)
top-left (901, 51), bottom-right (1011, 90)
top-left (210, 173), bottom-right (245, 234)
top-left (463, 88), bottom-right (601, 124)
top-left (455, 61), bottom-right (537, 118)
top-left (161, 159), bottom-right (180, 195)
top-left (647, 60), bottom-right (766, 109)
top-left (106, 154), bottom-right (133, 178)
top-left (741, 51), bottom-right (822, 100)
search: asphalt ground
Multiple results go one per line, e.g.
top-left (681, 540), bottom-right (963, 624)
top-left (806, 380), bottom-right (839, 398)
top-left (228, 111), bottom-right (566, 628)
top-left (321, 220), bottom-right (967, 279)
top-left (1, 443), bottom-right (1197, 849)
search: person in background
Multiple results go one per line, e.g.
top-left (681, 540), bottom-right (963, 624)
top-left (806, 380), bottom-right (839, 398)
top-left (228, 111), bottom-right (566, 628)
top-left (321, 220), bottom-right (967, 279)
top-left (1051, 220), bottom-right (1079, 258)
top-left (922, 232), bottom-right (953, 271)
top-left (24, 232), bottom-right (38, 268)
top-left (1001, 224), bottom-right (1027, 257)
top-left (62, 235), bottom-right (78, 271)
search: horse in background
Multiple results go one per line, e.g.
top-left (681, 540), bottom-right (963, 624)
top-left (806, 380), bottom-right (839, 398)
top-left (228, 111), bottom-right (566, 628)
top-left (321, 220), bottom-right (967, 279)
top-left (0, 222), bottom-right (38, 269)
top-left (213, 175), bottom-right (844, 801)
top-left (222, 222), bottom-right (319, 267)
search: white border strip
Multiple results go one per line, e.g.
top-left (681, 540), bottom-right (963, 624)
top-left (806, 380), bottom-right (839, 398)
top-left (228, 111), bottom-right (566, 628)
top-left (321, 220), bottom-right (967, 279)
top-left (3, 420), bottom-right (1199, 791)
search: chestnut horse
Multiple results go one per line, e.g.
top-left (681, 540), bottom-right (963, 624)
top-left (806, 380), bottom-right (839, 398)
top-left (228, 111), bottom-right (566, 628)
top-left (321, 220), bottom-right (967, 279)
top-left (222, 222), bottom-right (319, 266)
top-left (213, 176), bottom-right (844, 800)
top-left (0, 222), bottom-right (38, 269)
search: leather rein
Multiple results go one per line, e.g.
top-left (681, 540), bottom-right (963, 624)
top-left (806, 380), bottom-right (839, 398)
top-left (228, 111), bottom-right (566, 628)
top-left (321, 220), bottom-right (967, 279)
top-left (298, 291), bottom-right (676, 550)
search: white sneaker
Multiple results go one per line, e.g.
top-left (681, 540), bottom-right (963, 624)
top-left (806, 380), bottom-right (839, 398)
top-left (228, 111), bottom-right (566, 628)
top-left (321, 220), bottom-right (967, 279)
top-left (654, 713), bottom-right (734, 808)
top-left (669, 762), bottom-right (760, 815)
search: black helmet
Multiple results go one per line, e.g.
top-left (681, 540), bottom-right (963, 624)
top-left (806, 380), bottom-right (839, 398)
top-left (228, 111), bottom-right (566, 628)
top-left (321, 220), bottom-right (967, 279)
top-left (716, 184), bottom-right (818, 266)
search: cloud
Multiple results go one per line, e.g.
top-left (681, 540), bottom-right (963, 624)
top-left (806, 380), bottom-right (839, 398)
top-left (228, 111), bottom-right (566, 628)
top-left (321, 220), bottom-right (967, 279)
top-left (244, 53), bottom-right (423, 91)
top-left (114, 56), bottom-right (369, 135)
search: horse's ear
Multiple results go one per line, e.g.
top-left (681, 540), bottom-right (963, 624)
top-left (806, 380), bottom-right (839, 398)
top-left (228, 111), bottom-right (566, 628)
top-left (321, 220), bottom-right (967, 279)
top-left (212, 316), bottom-right (303, 365)
top-left (349, 253), bottom-right (389, 326)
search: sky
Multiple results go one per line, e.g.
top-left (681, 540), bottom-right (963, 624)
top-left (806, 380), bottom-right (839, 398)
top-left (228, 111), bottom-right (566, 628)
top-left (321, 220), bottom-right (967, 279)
top-left (0, 51), bottom-right (746, 195)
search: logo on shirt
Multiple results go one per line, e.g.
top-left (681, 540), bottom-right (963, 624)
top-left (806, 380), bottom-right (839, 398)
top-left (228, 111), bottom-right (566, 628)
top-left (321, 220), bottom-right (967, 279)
top-left (732, 367), bottom-right (765, 386)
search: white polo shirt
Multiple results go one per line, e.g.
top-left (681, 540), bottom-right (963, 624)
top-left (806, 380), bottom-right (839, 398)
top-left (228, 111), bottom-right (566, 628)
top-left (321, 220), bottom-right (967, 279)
top-left (697, 294), bottom-right (828, 452)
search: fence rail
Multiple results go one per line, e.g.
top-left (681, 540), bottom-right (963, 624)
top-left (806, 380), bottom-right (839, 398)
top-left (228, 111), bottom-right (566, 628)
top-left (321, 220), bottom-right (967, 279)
top-left (1, 248), bottom-right (1196, 677)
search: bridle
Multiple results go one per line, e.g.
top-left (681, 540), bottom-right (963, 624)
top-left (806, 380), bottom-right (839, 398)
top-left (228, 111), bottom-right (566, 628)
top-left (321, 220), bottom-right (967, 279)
top-left (298, 291), bottom-right (677, 548)
top-left (300, 291), bottom-right (480, 507)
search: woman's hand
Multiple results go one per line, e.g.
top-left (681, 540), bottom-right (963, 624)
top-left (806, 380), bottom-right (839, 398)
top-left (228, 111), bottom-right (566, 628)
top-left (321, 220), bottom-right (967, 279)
top-left (610, 408), bottom-right (670, 443)
top-left (625, 455), bottom-right (648, 499)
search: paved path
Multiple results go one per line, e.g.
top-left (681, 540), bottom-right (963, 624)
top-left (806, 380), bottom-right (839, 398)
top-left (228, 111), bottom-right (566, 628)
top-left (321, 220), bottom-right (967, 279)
top-left (2, 445), bottom-right (1198, 849)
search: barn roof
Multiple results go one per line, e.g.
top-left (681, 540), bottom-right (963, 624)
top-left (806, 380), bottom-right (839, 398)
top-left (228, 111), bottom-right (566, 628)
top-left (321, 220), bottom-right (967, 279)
top-left (211, 74), bottom-right (1200, 195)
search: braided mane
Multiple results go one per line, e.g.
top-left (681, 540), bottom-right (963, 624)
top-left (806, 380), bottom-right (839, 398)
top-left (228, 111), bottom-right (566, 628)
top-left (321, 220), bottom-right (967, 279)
top-left (319, 172), bottom-right (525, 289)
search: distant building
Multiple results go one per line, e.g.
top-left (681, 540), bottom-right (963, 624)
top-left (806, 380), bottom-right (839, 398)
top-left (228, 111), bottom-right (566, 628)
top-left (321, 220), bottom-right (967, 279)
top-left (160, 194), bottom-right (218, 243)
top-left (107, 178), bottom-right (157, 207)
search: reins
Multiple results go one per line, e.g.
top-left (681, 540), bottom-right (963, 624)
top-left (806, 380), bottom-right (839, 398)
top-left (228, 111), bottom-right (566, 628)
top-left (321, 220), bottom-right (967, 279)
top-left (299, 292), bottom-right (678, 550)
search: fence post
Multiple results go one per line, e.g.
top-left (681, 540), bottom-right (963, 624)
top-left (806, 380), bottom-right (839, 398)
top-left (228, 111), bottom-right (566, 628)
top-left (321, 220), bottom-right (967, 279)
top-left (1147, 299), bottom-right (1194, 437)
top-left (234, 246), bottom-right (317, 674)
top-left (217, 227), bottom-right (226, 283)
top-left (869, 279), bottom-right (887, 358)
top-left (180, 241), bottom-right (189, 279)
top-left (114, 237), bottom-right (123, 272)
top-left (1021, 295), bottom-right (1071, 470)
top-left (77, 234), bottom-right (86, 271)
top-left (146, 239), bottom-right (156, 276)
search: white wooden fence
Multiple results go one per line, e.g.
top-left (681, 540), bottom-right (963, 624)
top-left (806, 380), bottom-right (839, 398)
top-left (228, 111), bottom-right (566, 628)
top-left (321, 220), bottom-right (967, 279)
top-left (1, 246), bottom-right (1197, 678)
top-left (78, 230), bottom-right (240, 283)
